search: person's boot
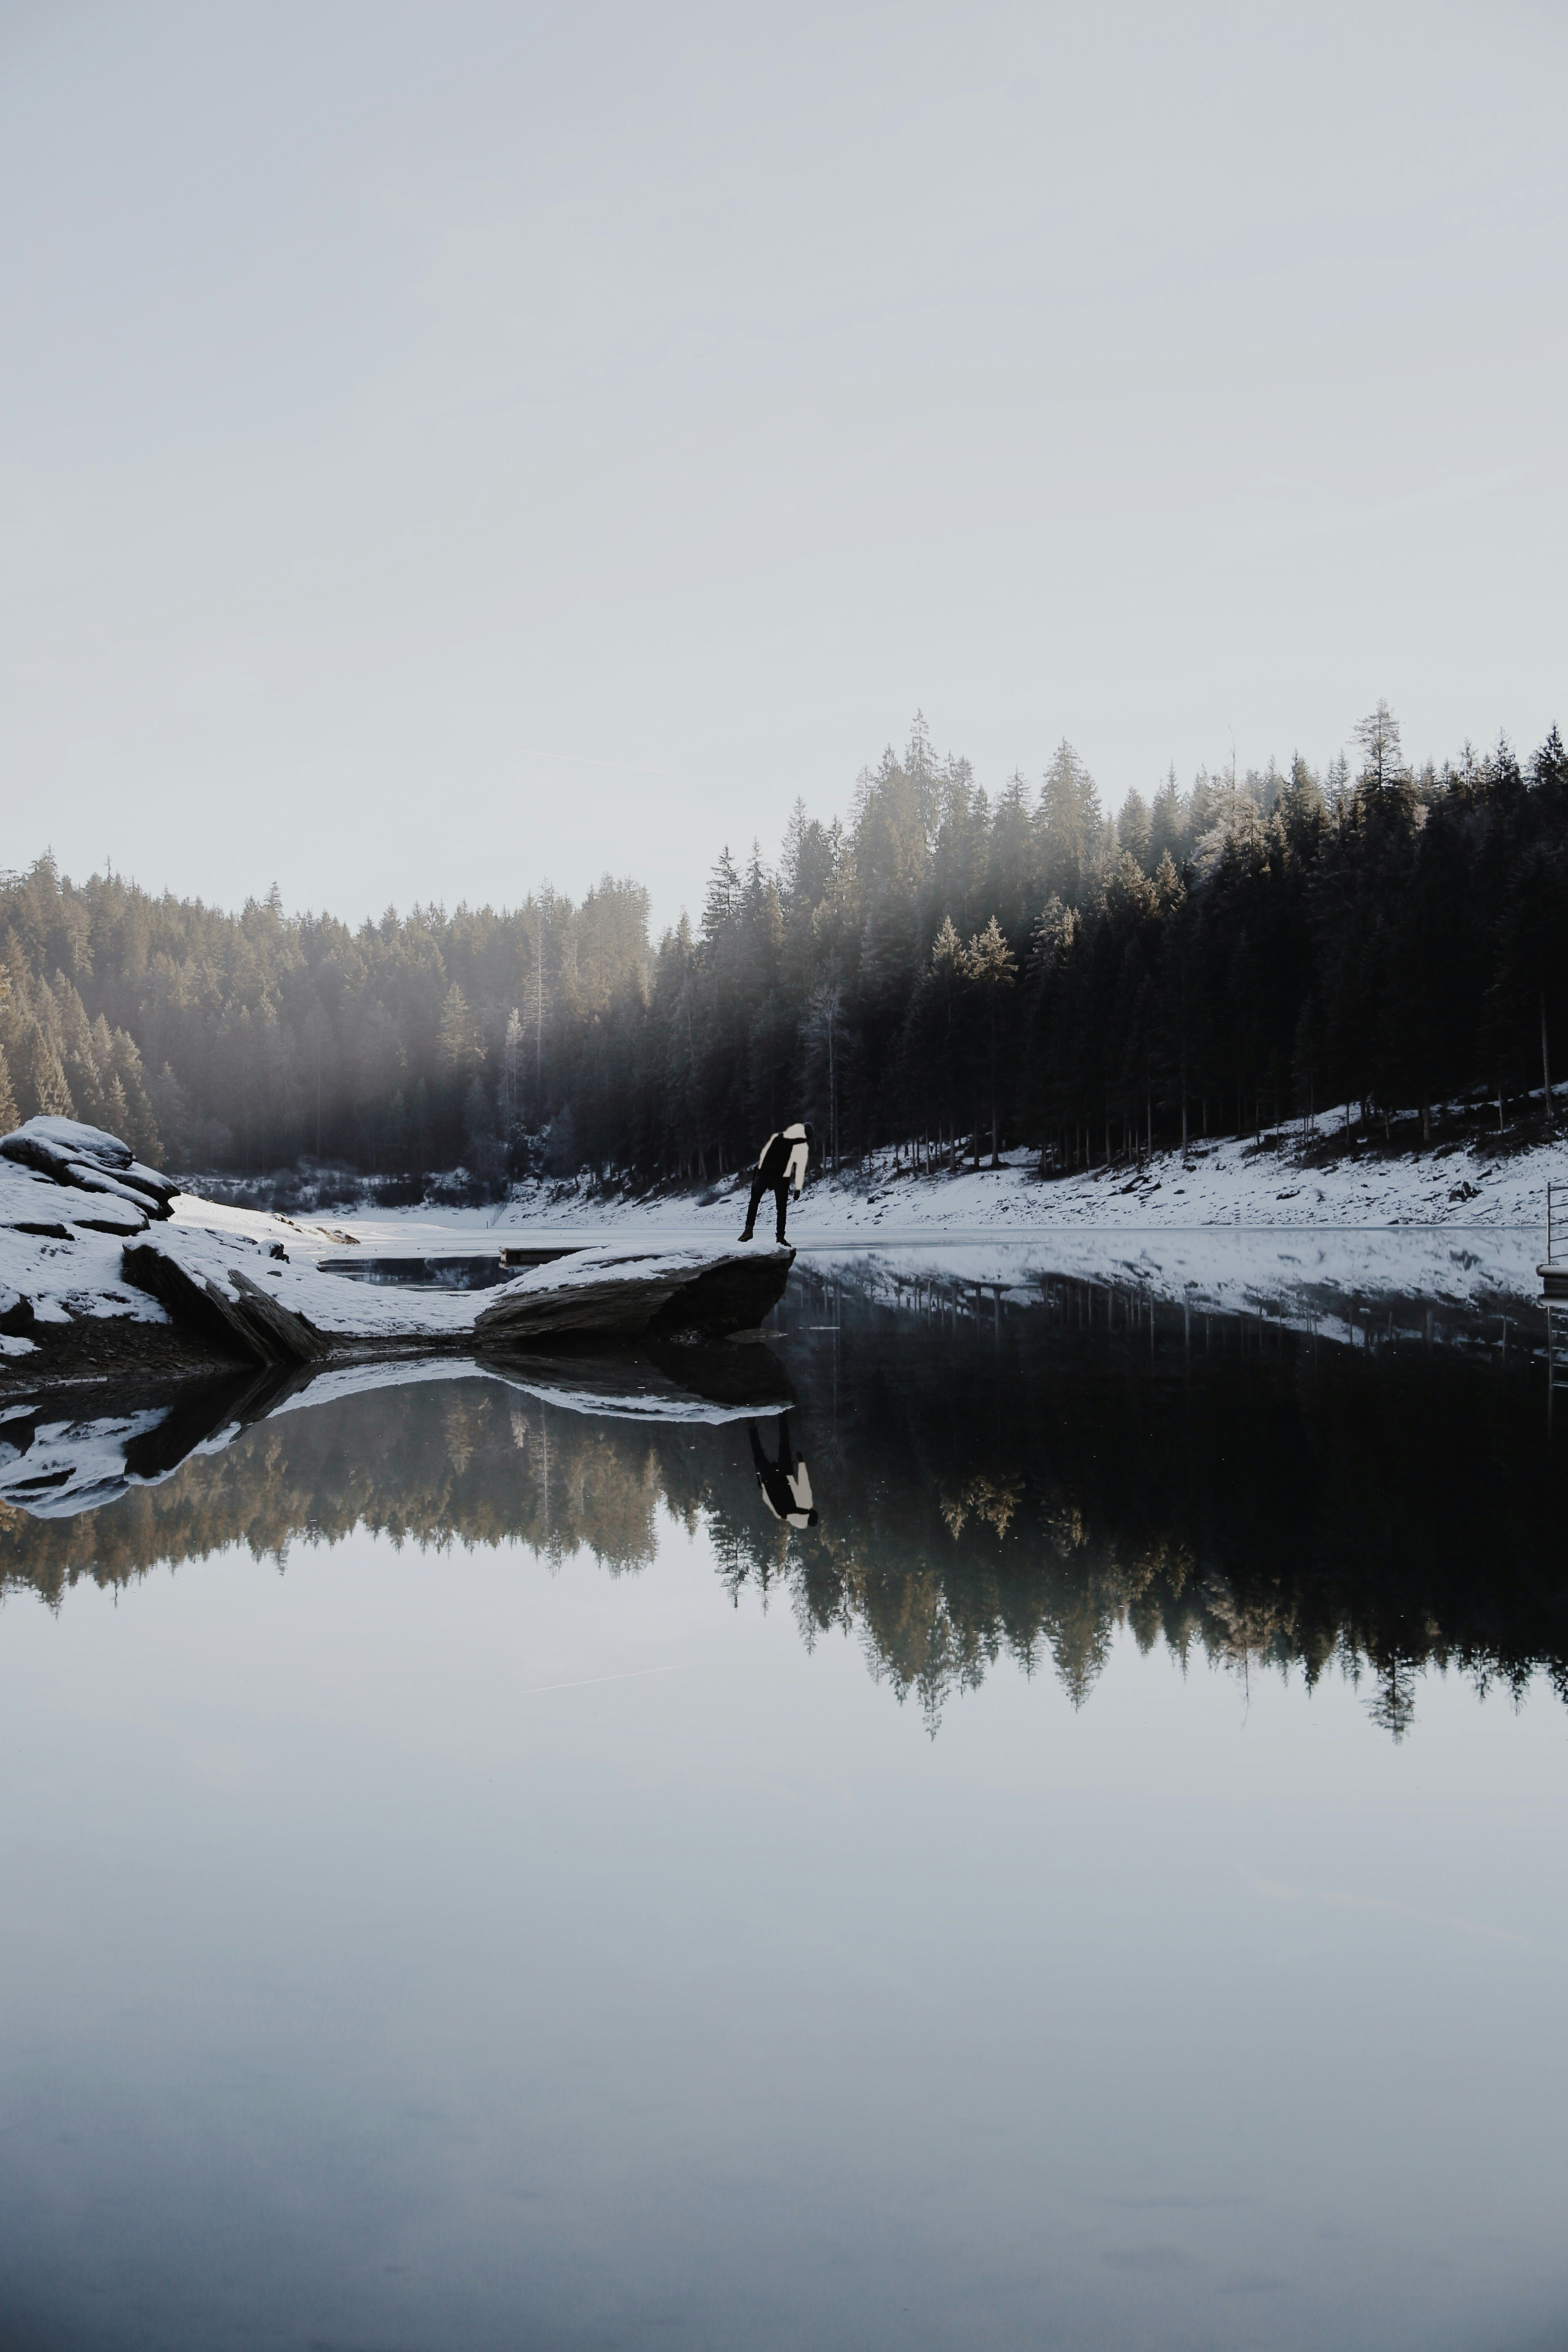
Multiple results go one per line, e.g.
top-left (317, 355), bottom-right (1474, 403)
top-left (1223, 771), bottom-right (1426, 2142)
top-left (739, 1224), bottom-right (754, 1242)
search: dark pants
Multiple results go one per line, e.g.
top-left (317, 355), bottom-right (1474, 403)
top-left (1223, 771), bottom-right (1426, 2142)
top-left (742, 1174), bottom-right (789, 1241)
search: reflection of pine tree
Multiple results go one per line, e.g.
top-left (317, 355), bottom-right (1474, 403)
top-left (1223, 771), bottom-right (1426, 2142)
top-left (1365, 1655), bottom-right (1418, 1743)
top-left (5, 1286), bottom-right (1566, 1745)
top-left (443, 1395), bottom-right (476, 1476)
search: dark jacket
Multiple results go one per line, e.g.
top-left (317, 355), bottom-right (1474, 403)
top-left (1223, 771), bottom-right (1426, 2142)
top-left (755, 1123), bottom-right (810, 1194)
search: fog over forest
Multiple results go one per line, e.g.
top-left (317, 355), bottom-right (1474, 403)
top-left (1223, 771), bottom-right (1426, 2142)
top-left (1, 707), bottom-right (1563, 1195)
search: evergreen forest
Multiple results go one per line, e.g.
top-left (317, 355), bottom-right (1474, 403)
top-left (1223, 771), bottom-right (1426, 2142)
top-left (1, 705), bottom-right (1564, 1191)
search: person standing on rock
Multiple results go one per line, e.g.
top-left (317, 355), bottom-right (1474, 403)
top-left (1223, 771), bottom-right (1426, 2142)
top-left (739, 1122), bottom-right (813, 1244)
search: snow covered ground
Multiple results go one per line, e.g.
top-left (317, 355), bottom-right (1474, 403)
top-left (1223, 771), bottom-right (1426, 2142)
top-left (0, 1149), bottom-right (169, 1356)
top-left (305, 1120), bottom-right (1565, 1246)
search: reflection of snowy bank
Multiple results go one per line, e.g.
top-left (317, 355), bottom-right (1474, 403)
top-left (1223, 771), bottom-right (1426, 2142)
top-left (799, 1228), bottom-right (1548, 1337)
top-left (0, 1346), bottom-right (793, 1521)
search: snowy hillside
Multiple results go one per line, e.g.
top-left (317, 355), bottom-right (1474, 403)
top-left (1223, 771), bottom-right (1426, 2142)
top-left (312, 1120), bottom-right (1564, 1246)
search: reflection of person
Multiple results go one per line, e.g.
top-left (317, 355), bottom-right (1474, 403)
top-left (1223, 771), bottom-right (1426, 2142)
top-left (750, 1415), bottom-right (817, 1528)
top-left (740, 1122), bottom-right (813, 1243)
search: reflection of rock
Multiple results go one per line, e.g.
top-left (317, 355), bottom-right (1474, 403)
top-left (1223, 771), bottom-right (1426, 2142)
top-left (120, 1366), bottom-right (298, 1480)
top-left (645, 1337), bottom-right (795, 1413)
top-left (0, 1336), bottom-right (796, 1522)
top-left (478, 1343), bottom-right (795, 1421)
top-left (0, 1356), bottom-right (310, 1517)
top-left (1, 1400), bottom-right (169, 1516)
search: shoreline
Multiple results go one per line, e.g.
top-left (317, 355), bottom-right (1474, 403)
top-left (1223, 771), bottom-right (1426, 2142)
top-left (6, 1110), bottom-right (1563, 1403)
top-left (278, 1117), bottom-right (1567, 1247)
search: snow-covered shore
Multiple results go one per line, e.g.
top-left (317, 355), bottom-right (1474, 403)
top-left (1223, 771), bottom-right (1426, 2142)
top-left (0, 1120), bottom-right (794, 1374)
top-left (316, 1119), bottom-right (1568, 1248)
top-left (5, 1113), bottom-right (1564, 1385)
top-left (292, 1122), bottom-right (1565, 1316)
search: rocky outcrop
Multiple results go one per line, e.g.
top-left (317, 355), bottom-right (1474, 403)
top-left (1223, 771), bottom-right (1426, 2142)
top-left (2, 1120), bottom-right (796, 1382)
top-left (473, 1244), bottom-right (794, 1345)
top-left (0, 1289), bottom-right (36, 1340)
top-left (120, 1243), bottom-right (329, 1368)
top-left (0, 1116), bottom-right (178, 1222)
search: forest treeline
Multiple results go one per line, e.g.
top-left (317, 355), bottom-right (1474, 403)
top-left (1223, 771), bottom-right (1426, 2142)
top-left (1, 705), bottom-right (1564, 1187)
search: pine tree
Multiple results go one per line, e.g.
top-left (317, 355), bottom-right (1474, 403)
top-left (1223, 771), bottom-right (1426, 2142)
top-left (17, 1020), bottom-right (74, 1120)
top-left (964, 916), bottom-right (1017, 1167)
top-left (1038, 741), bottom-right (1103, 907)
top-left (1354, 702), bottom-right (1403, 794)
top-left (438, 983), bottom-right (483, 1075)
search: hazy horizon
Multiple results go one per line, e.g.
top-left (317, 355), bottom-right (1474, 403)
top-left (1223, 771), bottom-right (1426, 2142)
top-left (4, 0), bottom-right (1565, 936)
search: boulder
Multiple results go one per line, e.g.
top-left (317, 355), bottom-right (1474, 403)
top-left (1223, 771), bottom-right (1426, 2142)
top-left (0, 1118), bottom-right (179, 1220)
top-left (0, 1288), bottom-right (36, 1340)
top-left (121, 1242), bottom-right (328, 1367)
top-left (474, 1242), bottom-right (793, 1346)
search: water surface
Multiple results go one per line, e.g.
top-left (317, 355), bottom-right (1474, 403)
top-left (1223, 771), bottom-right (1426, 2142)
top-left (0, 1254), bottom-right (1563, 2350)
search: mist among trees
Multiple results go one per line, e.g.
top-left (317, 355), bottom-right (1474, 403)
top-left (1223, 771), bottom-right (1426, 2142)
top-left (1, 706), bottom-right (1564, 1191)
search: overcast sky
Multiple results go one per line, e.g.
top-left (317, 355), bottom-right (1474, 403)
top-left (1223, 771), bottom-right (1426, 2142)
top-left (2, 0), bottom-right (1564, 933)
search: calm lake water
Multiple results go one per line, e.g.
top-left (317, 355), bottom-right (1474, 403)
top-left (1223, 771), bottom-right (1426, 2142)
top-left (1, 1253), bottom-right (1564, 2351)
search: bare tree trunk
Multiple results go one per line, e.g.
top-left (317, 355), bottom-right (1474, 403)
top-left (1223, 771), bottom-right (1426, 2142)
top-left (990, 1005), bottom-right (1000, 1167)
top-left (1542, 989), bottom-right (1554, 1131)
top-left (826, 1010), bottom-right (837, 1174)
